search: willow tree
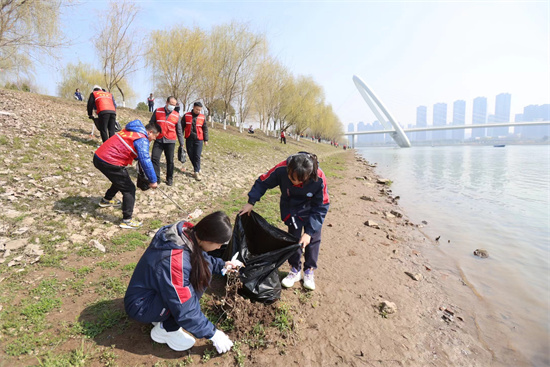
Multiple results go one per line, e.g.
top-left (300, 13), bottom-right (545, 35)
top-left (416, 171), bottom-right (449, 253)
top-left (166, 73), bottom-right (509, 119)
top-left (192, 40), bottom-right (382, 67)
top-left (198, 21), bottom-right (265, 120)
top-left (58, 61), bottom-right (135, 103)
top-left (250, 57), bottom-right (289, 132)
top-left (146, 26), bottom-right (205, 111)
top-left (0, 0), bottom-right (67, 78)
top-left (94, 0), bottom-right (140, 106)
top-left (281, 76), bottom-right (324, 138)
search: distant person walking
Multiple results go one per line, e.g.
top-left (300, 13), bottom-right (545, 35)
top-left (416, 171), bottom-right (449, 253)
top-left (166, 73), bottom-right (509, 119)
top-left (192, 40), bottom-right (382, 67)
top-left (280, 130), bottom-right (286, 144)
top-left (74, 88), bottom-right (83, 101)
top-left (150, 96), bottom-right (181, 186)
top-left (178, 102), bottom-right (208, 181)
top-left (87, 85), bottom-right (117, 143)
top-left (147, 93), bottom-right (155, 112)
top-left (93, 119), bottom-right (160, 229)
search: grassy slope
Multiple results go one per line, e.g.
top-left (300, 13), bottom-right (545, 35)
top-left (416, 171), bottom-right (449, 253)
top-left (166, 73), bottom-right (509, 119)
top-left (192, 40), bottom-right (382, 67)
top-left (0, 88), bottom-right (347, 366)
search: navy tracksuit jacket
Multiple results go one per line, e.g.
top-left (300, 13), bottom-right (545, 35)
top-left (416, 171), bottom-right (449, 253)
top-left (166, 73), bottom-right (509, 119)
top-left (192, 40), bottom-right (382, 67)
top-left (124, 221), bottom-right (224, 339)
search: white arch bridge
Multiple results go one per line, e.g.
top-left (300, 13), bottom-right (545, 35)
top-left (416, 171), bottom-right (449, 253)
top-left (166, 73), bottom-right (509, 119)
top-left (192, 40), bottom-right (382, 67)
top-left (348, 75), bottom-right (550, 148)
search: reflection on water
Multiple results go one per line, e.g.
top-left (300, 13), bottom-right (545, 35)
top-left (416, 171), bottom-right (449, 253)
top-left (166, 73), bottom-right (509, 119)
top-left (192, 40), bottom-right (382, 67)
top-left (357, 145), bottom-right (550, 366)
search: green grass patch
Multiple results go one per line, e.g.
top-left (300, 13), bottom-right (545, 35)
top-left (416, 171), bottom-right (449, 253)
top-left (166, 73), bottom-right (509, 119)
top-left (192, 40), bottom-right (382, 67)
top-left (74, 300), bottom-right (128, 339)
top-left (110, 231), bottom-right (150, 253)
top-left (96, 276), bottom-right (126, 298)
top-left (0, 134), bottom-right (9, 145)
top-left (34, 341), bottom-right (90, 367)
top-left (271, 302), bottom-right (293, 335)
top-left (97, 260), bottom-right (119, 269)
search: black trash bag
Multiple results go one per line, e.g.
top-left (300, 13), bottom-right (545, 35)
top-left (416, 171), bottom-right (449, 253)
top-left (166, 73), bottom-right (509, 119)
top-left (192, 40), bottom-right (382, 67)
top-left (136, 162), bottom-right (150, 191)
top-left (177, 145), bottom-right (187, 164)
top-left (114, 120), bottom-right (122, 132)
top-left (223, 211), bottom-right (300, 303)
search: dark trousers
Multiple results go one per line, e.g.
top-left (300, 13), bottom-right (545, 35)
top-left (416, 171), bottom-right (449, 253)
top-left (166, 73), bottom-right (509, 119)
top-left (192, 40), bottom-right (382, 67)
top-left (97, 113), bottom-right (116, 143)
top-left (151, 141), bottom-right (175, 181)
top-left (93, 155), bottom-right (136, 220)
top-left (281, 137), bottom-right (286, 144)
top-left (287, 224), bottom-right (322, 271)
top-left (185, 139), bottom-right (203, 173)
top-left (148, 103), bottom-right (154, 112)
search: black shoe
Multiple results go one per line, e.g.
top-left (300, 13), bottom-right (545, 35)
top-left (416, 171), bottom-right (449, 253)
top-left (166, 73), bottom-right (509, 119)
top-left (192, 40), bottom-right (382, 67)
top-left (166, 178), bottom-right (173, 186)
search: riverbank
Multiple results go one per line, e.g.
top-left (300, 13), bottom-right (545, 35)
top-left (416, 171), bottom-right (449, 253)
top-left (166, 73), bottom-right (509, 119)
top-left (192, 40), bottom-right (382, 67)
top-left (258, 151), bottom-right (528, 367)
top-left (0, 89), bottom-right (527, 366)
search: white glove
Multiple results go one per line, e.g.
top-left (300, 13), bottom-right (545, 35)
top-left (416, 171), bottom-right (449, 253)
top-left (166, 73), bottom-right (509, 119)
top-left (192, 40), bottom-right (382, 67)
top-left (209, 329), bottom-right (233, 354)
top-left (221, 253), bottom-right (245, 276)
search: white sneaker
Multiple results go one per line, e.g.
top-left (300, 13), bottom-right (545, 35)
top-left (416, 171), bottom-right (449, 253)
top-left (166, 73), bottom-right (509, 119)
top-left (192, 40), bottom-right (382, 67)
top-left (303, 269), bottom-right (315, 290)
top-left (150, 323), bottom-right (195, 351)
top-left (281, 268), bottom-right (302, 288)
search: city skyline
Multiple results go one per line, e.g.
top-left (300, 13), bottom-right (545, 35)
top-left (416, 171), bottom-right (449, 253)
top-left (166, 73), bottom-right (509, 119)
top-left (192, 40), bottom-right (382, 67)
top-left (348, 91), bottom-right (549, 142)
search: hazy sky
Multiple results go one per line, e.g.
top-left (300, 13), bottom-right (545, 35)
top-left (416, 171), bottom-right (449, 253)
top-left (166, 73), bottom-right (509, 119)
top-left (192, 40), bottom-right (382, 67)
top-left (36, 0), bottom-right (549, 128)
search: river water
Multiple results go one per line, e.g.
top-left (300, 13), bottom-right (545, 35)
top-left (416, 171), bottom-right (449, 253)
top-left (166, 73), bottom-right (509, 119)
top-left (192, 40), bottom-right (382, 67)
top-left (356, 145), bottom-right (549, 366)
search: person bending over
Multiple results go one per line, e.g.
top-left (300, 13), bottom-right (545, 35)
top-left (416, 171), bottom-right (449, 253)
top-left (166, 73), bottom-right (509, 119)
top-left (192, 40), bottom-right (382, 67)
top-left (240, 152), bottom-right (330, 290)
top-left (93, 120), bottom-right (160, 229)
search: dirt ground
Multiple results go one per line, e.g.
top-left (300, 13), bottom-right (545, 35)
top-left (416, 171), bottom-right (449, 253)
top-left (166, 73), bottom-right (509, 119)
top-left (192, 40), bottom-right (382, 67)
top-left (117, 153), bottom-right (528, 367)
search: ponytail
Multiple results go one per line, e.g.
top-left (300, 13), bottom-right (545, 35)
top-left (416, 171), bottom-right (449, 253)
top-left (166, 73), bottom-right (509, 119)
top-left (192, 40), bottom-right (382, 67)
top-left (187, 211), bottom-right (232, 293)
top-left (189, 231), bottom-right (211, 293)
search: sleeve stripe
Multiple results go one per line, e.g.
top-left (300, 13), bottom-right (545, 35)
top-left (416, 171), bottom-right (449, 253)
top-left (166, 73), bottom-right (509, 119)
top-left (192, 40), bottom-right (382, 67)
top-left (170, 249), bottom-right (192, 303)
top-left (260, 161), bottom-right (287, 181)
top-left (317, 169), bottom-right (330, 204)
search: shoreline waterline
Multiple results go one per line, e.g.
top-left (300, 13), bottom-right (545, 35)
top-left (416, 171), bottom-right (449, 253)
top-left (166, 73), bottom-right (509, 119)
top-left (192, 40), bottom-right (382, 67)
top-left (355, 145), bottom-right (549, 366)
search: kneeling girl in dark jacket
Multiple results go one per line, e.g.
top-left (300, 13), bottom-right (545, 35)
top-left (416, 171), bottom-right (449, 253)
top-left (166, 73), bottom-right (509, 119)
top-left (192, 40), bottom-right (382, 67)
top-left (124, 211), bottom-right (242, 354)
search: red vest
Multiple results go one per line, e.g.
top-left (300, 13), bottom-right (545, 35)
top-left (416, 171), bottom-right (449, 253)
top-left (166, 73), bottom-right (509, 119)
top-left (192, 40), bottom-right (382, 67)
top-left (93, 90), bottom-right (116, 113)
top-left (184, 112), bottom-right (205, 140)
top-left (155, 108), bottom-right (179, 140)
top-left (95, 129), bottom-right (146, 167)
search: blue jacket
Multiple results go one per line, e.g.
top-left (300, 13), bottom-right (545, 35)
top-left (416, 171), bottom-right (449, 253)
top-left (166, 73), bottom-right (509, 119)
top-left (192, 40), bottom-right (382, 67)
top-left (247, 156), bottom-right (330, 236)
top-left (94, 119), bottom-right (157, 184)
top-left (124, 221), bottom-right (224, 339)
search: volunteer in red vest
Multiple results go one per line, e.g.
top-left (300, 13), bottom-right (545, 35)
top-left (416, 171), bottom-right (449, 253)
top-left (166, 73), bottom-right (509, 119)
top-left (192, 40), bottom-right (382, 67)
top-left (93, 120), bottom-right (161, 229)
top-left (87, 85), bottom-right (117, 143)
top-left (150, 96), bottom-right (181, 186)
top-left (177, 101), bottom-right (208, 181)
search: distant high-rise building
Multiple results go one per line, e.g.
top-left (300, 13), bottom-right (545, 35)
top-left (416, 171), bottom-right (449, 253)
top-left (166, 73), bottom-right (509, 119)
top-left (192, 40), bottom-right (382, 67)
top-left (472, 97), bottom-right (487, 139)
top-left (433, 103), bottom-right (447, 141)
top-left (347, 123), bottom-right (354, 132)
top-left (357, 121), bottom-right (368, 145)
top-left (452, 100), bottom-right (466, 141)
top-left (416, 106), bottom-right (427, 141)
top-left (493, 93), bottom-right (511, 137)
top-left (521, 104), bottom-right (550, 139)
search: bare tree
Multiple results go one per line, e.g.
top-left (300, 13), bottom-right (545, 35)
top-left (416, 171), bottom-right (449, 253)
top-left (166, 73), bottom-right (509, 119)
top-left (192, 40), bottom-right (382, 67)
top-left (94, 0), bottom-right (141, 106)
top-left (0, 0), bottom-right (67, 77)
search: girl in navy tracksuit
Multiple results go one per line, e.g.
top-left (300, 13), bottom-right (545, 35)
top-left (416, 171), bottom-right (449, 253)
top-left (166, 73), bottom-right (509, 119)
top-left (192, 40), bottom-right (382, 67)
top-left (240, 152), bottom-right (330, 290)
top-left (124, 211), bottom-right (242, 354)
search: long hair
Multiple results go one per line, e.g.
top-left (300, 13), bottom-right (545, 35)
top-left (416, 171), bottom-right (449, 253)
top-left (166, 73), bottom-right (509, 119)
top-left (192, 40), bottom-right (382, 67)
top-left (287, 152), bottom-right (319, 182)
top-left (188, 211), bottom-right (232, 293)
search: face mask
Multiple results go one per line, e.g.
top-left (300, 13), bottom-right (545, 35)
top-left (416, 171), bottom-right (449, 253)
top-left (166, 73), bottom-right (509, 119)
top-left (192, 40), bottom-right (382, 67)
top-left (167, 104), bottom-right (175, 112)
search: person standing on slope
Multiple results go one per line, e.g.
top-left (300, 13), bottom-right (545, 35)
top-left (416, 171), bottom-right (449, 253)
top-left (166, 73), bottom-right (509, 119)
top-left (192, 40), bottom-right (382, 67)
top-left (150, 96), bottom-right (181, 186)
top-left (87, 85), bottom-right (117, 143)
top-left (178, 102), bottom-right (208, 181)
